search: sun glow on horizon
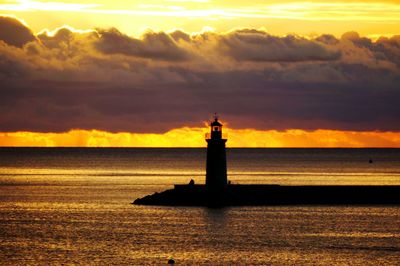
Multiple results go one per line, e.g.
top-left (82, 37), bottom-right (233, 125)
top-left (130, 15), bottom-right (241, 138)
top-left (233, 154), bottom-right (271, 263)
top-left (1, 128), bottom-right (400, 148)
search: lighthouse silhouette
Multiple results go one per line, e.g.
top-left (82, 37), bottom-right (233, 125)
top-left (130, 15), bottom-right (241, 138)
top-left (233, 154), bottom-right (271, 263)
top-left (205, 114), bottom-right (228, 196)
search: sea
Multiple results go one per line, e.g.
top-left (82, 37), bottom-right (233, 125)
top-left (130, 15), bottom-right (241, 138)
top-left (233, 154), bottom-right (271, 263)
top-left (0, 148), bottom-right (399, 265)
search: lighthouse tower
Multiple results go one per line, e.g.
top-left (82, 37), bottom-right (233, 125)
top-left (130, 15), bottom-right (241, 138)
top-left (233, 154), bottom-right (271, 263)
top-left (205, 114), bottom-right (228, 194)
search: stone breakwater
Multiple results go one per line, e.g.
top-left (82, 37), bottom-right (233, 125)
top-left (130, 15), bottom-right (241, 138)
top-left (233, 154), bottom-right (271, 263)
top-left (133, 185), bottom-right (400, 207)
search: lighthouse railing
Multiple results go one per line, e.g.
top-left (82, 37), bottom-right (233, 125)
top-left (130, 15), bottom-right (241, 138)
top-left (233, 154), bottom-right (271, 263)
top-left (205, 133), bottom-right (228, 139)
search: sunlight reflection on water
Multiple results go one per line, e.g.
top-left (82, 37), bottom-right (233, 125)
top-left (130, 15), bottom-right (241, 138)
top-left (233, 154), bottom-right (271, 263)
top-left (0, 148), bottom-right (400, 264)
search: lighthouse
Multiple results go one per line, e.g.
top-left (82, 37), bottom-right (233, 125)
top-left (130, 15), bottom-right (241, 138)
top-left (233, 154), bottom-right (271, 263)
top-left (205, 114), bottom-right (228, 194)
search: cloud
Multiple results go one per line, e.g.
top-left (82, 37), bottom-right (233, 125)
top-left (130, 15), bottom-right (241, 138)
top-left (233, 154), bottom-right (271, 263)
top-left (340, 31), bottom-right (400, 68)
top-left (218, 29), bottom-right (341, 62)
top-left (0, 16), bottom-right (36, 47)
top-left (0, 16), bottom-right (399, 133)
top-left (95, 28), bottom-right (191, 61)
top-left (314, 34), bottom-right (339, 45)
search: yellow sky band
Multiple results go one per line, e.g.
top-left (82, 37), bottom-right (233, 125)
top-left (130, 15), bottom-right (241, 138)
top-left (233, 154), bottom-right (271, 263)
top-left (1, 129), bottom-right (400, 147)
top-left (1, 1), bottom-right (400, 36)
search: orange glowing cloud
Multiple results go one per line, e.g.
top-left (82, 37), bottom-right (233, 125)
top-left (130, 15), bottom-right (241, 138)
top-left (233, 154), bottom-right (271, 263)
top-left (1, 128), bottom-right (400, 147)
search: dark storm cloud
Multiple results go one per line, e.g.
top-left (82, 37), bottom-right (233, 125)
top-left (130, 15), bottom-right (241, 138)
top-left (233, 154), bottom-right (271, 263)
top-left (0, 16), bottom-right (400, 132)
top-left (2, 67), bottom-right (399, 133)
top-left (0, 16), bottom-right (36, 48)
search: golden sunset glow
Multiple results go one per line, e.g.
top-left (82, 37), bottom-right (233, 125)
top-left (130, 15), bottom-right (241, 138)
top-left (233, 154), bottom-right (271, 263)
top-left (1, 128), bottom-right (400, 147)
top-left (1, 0), bottom-right (400, 37)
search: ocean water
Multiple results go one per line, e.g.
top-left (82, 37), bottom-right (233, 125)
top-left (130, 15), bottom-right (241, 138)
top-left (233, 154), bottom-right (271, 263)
top-left (0, 148), bottom-right (399, 265)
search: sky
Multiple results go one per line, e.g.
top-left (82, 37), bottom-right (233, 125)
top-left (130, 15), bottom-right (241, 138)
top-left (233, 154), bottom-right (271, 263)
top-left (1, 0), bottom-right (400, 147)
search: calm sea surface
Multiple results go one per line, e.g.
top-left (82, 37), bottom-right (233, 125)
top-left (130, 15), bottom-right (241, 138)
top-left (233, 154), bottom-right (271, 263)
top-left (0, 148), bottom-right (399, 265)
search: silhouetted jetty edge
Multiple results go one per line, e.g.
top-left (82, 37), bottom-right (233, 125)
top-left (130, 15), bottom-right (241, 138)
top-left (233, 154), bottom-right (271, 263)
top-left (133, 116), bottom-right (400, 207)
top-left (133, 184), bottom-right (400, 206)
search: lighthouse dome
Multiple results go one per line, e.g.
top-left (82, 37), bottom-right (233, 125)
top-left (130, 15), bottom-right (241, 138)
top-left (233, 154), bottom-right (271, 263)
top-left (211, 118), bottom-right (222, 127)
